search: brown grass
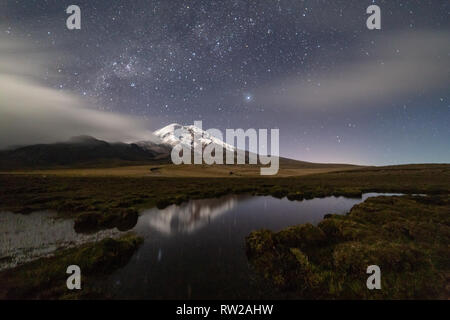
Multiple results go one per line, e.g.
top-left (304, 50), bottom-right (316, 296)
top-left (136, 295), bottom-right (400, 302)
top-left (0, 164), bottom-right (357, 177)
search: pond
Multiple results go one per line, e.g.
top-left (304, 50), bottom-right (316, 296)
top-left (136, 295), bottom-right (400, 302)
top-left (0, 193), bottom-right (403, 297)
top-left (97, 192), bottom-right (402, 299)
top-left (0, 210), bottom-right (121, 270)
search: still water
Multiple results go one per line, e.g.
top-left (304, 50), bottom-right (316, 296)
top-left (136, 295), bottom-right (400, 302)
top-left (99, 193), bottom-right (401, 299)
top-left (0, 193), bottom-right (402, 297)
top-left (0, 211), bottom-right (121, 270)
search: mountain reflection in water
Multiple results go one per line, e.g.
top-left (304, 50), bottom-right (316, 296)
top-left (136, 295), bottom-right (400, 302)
top-left (101, 193), bottom-right (402, 299)
top-left (1, 193), bottom-right (403, 298)
top-left (138, 195), bottom-right (247, 235)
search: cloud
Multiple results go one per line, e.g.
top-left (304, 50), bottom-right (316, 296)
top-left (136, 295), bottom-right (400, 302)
top-left (256, 30), bottom-right (450, 110)
top-left (0, 37), bottom-right (158, 149)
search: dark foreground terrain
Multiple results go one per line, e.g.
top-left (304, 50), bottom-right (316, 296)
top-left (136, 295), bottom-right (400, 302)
top-left (246, 195), bottom-right (450, 299)
top-left (0, 163), bottom-right (448, 299)
top-left (0, 234), bottom-right (142, 299)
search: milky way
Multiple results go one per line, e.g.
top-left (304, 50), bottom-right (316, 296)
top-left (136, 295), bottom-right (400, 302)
top-left (1, 0), bottom-right (449, 164)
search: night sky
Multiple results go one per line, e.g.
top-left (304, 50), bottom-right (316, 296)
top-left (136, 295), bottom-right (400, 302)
top-left (1, 0), bottom-right (449, 165)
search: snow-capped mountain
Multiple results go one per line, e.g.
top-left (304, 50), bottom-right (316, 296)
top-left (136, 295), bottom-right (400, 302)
top-left (153, 123), bottom-right (235, 152)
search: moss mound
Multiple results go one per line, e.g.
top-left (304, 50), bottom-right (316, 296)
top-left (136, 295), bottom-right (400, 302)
top-left (0, 234), bottom-right (143, 299)
top-left (246, 195), bottom-right (450, 299)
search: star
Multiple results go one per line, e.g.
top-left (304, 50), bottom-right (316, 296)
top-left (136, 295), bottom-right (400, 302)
top-left (3, 0), bottom-right (447, 165)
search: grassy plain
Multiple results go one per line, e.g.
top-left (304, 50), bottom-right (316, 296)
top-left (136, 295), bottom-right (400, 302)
top-left (0, 163), bottom-right (448, 218)
top-left (0, 163), bottom-right (448, 299)
top-left (0, 163), bottom-right (358, 177)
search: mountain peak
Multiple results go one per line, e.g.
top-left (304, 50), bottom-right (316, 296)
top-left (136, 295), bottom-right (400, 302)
top-left (154, 123), bottom-right (183, 137)
top-left (153, 123), bottom-right (235, 152)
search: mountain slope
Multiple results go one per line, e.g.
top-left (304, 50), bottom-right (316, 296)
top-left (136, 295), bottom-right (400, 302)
top-left (152, 123), bottom-right (359, 169)
top-left (0, 125), bottom-right (362, 170)
top-left (0, 136), bottom-right (170, 169)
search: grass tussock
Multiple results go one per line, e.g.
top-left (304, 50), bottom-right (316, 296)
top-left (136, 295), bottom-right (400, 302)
top-left (245, 195), bottom-right (450, 299)
top-left (0, 234), bottom-right (143, 299)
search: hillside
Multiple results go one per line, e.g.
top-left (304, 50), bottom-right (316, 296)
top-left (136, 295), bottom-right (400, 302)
top-left (0, 123), bottom-right (363, 171)
top-left (0, 136), bottom-right (171, 169)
